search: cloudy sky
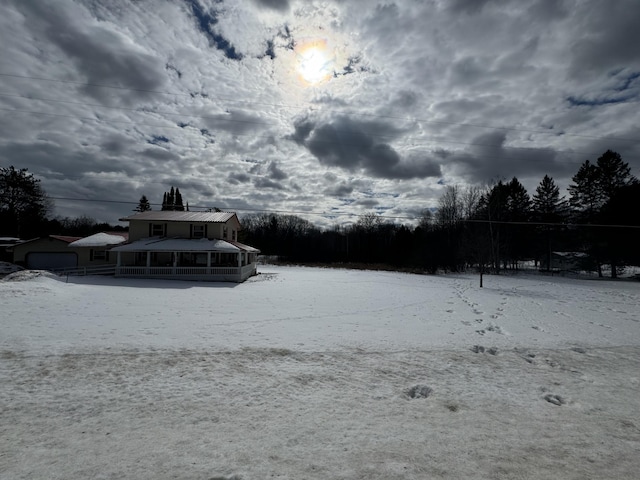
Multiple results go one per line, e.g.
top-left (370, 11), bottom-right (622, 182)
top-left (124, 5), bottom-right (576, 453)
top-left (1, 0), bottom-right (639, 227)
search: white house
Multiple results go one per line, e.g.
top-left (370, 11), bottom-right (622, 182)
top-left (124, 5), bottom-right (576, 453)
top-left (111, 211), bottom-right (260, 282)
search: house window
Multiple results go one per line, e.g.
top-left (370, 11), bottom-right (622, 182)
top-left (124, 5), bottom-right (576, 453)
top-left (91, 249), bottom-right (106, 261)
top-left (151, 223), bottom-right (165, 236)
top-left (192, 224), bottom-right (205, 239)
top-left (223, 226), bottom-right (228, 239)
top-left (232, 230), bottom-right (237, 241)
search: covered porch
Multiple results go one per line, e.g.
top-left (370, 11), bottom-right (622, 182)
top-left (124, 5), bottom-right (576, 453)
top-left (111, 237), bottom-right (259, 282)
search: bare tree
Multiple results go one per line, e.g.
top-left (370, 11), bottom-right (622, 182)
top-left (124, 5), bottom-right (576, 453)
top-left (436, 185), bottom-right (463, 228)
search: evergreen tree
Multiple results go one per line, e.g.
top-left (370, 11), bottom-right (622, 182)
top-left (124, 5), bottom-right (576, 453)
top-left (600, 183), bottom-right (640, 268)
top-left (568, 160), bottom-right (602, 222)
top-left (505, 177), bottom-right (531, 221)
top-left (0, 166), bottom-right (50, 237)
top-left (167, 187), bottom-right (175, 211)
top-left (532, 175), bottom-right (568, 223)
top-left (505, 177), bottom-right (532, 268)
top-left (568, 151), bottom-right (637, 278)
top-left (595, 150), bottom-right (637, 202)
top-left (174, 188), bottom-right (184, 211)
top-left (135, 195), bottom-right (152, 212)
top-left (160, 186), bottom-right (187, 211)
top-left (532, 175), bottom-right (568, 271)
top-left (476, 180), bottom-right (509, 272)
top-left (476, 178), bottom-right (532, 271)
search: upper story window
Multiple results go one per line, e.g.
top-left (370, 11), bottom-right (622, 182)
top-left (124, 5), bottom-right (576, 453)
top-left (151, 223), bottom-right (165, 237)
top-left (223, 226), bottom-right (228, 239)
top-left (232, 230), bottom-right (237, 241)
top-left (192, 224), bottom-right (205, 239)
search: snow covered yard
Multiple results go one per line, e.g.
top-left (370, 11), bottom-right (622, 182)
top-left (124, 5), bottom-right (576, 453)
top-left (1, 266), bottom-right (639, 479)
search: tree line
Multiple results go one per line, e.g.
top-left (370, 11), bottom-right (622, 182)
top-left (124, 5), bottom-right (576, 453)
top-left (2, 150), bottom-right (639, 277)
top-left (0, 167), bottom-right (176, 238)
top-left (239, 150), bottom-right (639, 278)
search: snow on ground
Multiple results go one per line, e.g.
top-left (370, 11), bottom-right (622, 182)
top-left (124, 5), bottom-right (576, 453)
top-left (1, 266), bottom-right (639, 479)
top-left (0, 261), bottom-right (23, 275)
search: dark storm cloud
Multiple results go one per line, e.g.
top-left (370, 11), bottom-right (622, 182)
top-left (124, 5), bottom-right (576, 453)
top-left (292, 116), bottom-right (440, 179)
top-left (446, 0), bottom-right (509, 15)
top-left (390, 90), bottom-right (421, 110)
top-left (569, 2), bottom-right (640, 77)
top-left (268, 161), bottom-right (288, 180)
top-left (228, 173), bottom-right (251, 184)
top-left (99, 134), bottom-right (135, 157)
top-left (201, 110), bottom-right (269, 136)
top-left (354, 198), bottom-right (379, 209)
top-left (526, 0), bottom-right (570, 21)
top-left (141, 147), bottom-right (180, 162)
top-left (443, 131), bottom-right (567, 182)
top-left (289, 119), bottom-right (315, 144)
top-left (251, 0), bottom-right (290, 13)
top-left (0, 141), bottom-right (128, 176)
top-left (254, 177), bottom-right (285, 190)
top-left (16, 2), bottom-right (166, 102)
top-left (324, 182), bottom-right (354, 197)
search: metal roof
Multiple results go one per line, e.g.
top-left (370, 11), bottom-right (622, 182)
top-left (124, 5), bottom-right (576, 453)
top-left (119, 211), bottom-right (238, 223)
top-left (111, 237), bottom-right (252, 253)
top-left (227, 240), bottom-right (261, 253)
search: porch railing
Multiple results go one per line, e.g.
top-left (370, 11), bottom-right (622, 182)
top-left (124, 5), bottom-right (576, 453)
top-left (116, 265), bottom-right (256, 281)
top-left (53, 265), bottom-right (117, 276)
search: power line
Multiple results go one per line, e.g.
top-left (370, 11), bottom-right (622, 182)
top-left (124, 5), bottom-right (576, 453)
top-left (49, 195), bottom-right (382, 220)
top-left (47, 195), bottom-right (640, 229)
top-left (2, 71), bottom-right (638, 143)
top-left (463, 219), bottom-right (640, 229)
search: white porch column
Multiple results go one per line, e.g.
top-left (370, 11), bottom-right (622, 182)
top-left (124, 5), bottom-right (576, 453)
top-left (237, 252), bottom-right (242, 268)
top-left (173, 252), bottom-right (177, 275)
top-left (207, 251), bottom-right (212, 274)
top-left (146, 251), bottom-right (150, 274)
top-left (116, 252), bottom-right (121, 267)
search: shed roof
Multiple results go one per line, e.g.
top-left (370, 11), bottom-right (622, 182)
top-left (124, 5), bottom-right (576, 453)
top-left (119, 211), bottom-right (238, 223)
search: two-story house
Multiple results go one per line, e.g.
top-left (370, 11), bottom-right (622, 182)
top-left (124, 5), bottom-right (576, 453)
top-left (111, 211), bottom-right (260, 282)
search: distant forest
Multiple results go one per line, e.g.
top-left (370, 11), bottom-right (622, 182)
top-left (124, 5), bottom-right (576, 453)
top-left (239, 150), bottom-right (640, 279)
top-left (2, 150), bottom-right (639, 278)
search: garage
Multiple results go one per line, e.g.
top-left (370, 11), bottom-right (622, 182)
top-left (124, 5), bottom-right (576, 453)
top-left (26, 252), bottom-right (78, 270)
top-left (12, 235), bottom-right (82, 270)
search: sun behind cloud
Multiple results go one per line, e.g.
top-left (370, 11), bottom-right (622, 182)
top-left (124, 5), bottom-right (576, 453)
top-left (296, 39), bottom-right (334, 85)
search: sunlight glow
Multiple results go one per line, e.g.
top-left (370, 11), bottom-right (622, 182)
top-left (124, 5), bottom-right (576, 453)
top-left (296, 40), bottom-right (334, 85)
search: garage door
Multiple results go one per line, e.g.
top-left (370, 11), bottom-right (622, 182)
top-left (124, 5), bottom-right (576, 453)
top-left (26, 252), bottom-right (78, 270)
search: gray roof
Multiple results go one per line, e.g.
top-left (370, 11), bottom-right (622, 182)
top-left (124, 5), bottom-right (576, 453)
top-left (112, 237), bottom-right (237, 253)
top-left (111, 237), bottom-right (258, 253)
top-left (119, 211), bottom-right (238, 223)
